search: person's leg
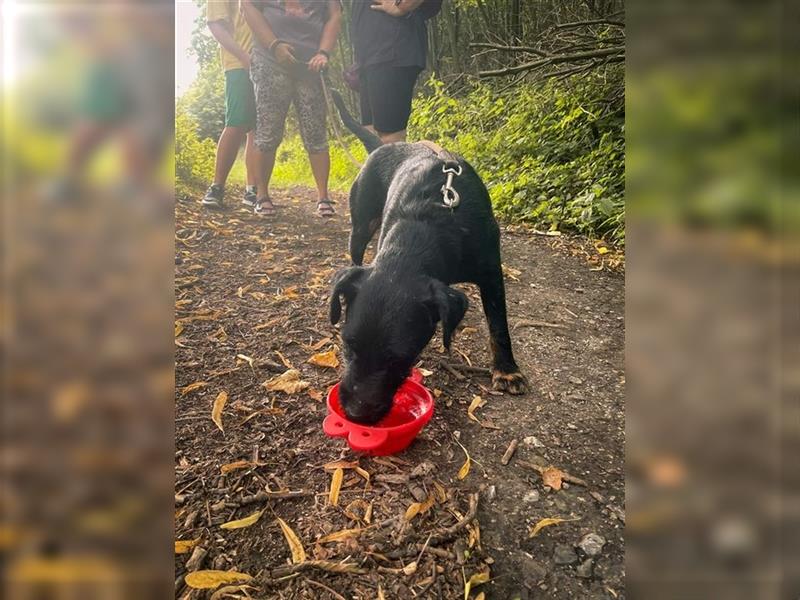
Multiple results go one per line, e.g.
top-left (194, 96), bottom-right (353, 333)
top-left (213, 126), bottom-right (248, 185)
top-left (244, 131), bottom-right (257, 187)
top-left (250, 50), bottom-right (292, 214)
top-left (294, 74), bottom-right (331, 208)
top-left (369, 66), bottom-right (421, 145)
top-left (67, 121), bottom-right (113, 173)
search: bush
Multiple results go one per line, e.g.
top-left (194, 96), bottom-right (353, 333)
top-left (409, 72), bottom-right (625, 246)
top-left (175, 109), bottom-right (216, 186)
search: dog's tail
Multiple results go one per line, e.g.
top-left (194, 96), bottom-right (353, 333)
top-left (330, 89), bottom-right (382, 154)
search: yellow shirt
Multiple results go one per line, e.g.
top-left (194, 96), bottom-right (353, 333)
top-left (206, 1), bottom-right (253, 72)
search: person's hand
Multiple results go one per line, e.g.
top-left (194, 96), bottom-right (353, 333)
top-left (308, 52), bottom-right (329, 73)
top-left (273, 42), bottom-right (298, 67)
top-left (370, 0), bottom-right (406, 17)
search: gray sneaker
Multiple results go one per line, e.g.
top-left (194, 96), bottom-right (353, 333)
top-left (243, 186), bottom-right (257, 207)
top-left (201, 183), bottom-right (224, 208)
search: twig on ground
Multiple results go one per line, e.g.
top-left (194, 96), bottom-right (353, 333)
top-left (305, 578), bottom-right (347, 600)
top-left (236, 489), bottom-right (313, 506)
top-left (263, 560), bottom-right (368, 581)
top-left (439, 361), bottom-right (465, 381)
top-left (512, 319), bottom-right (566, 330)
top-left (501, 439), bottom-right (519, 465)
top-left (428, 493), bottom-right (479, 545)
top-left (444, 363), bottom-right (492, 377)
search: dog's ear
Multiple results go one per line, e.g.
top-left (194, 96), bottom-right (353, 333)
top-left (426, 280), bottom-right (469, 350)
top-left (330, 266), bottom-right (370, 325)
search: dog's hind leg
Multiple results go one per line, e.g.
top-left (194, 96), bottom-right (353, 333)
top-left (477, 270), bottom-right (528, 394)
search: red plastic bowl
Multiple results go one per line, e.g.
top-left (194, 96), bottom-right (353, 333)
top-left (323, 371), bottom-right (434, 455)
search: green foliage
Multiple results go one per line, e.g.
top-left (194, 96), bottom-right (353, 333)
top-left (178, 56), bottom-right (226, 142)
top-left (268, 132), bottom-right (364, 192)
top-left (175, 109), bottom-right (216, 185)
top-left (409, 72), bottom-right (625, 245)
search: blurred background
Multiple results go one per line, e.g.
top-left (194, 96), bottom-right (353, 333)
top-left (1, 0), bottom-right (175, 598)
top-left (1, 0), bottom-right (797, 598)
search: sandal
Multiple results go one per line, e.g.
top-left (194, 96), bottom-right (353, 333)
top-left (317, 198), bottom-right (336, 218)
top-left (254, 195), bottom-right (276, 217)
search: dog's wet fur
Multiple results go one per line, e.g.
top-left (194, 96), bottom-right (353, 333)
top-left (329, 91), bottom-right (527, 424)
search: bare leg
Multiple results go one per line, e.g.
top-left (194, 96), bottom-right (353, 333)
top-left (213, 126), bottom-right (247, 186)
top-left (378, 130), bottom-right (407, 145)
top-left (254, 148), bottom-right (276, 200)
top-left (244, 131), bottom-right (258, 187)
top-left (67, 121), bottom-right (113, 173)
top-left (307, 149), bottom-right (330, 201)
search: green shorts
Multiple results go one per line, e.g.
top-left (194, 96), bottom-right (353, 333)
top-left (225, 68), bottom-right (256, 130)
top-left (81, 62), bottom-right (129, 123)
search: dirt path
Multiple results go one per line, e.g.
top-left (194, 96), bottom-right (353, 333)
top-left (174, 184), bottom-right (625, 599)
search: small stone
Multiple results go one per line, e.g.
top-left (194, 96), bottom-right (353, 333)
top-left (410, 460), bottom-right (435, 478)
top-left (409, 485), bottom-right (427, 502)
top-left (485, 485), bottom-right (497, 502)
top-left (520, 555), bottom-right (548, 585)
top-left (523, 490), bottom-right (540, 503)
top-left (576, 558), bottom-right (594, 578)
top-left (553, 543), bottom-right (578, 565)
top-left (568, 376), bottom-right (583, 385)
top-left (523, 435), bottom-right (544, 448)
top-left (577, 532), bottom-right (606, 557)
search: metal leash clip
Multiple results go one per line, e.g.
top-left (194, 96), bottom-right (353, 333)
top-left (441, 162), bottom-right (463, 209)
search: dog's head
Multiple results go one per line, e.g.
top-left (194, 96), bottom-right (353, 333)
top-left (330, 267), bottom-right (468, 424)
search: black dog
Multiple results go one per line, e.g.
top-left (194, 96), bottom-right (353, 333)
top-left (329, 91), bottom-right (527, 424)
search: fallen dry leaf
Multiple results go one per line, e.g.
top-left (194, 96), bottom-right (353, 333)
top-left (276, 518), bottom-right (306, 564)
top-left (365, 500), bottom-right (373, 524)
top-left (174, 538), bottom-right (200, 554)
top-left (175, 323), bottom-right (184, 338)
top-left (211, 391), bottom-right (227, 433)
top-left (542, 466), bottom-right (565, 490)
top-left (274, 351), bottom-right (293, 369)
top-left (329, 468), bottom-right (343, 506)
top-left (433, 481), bottom-right (447, 503)
top-left (464, 569), bottom-right (490, 599)
top-left (308, 348), bottom-right (339, 369)
top-left (317, 528), bottom-right (362, 544)
top-left (209, 584), bottom-right (256, 600)
top-left (236, 354), bottom-right (255, 369)
top-left (263, 369), bottom-right (310, 395)
top-left (184, 570), bottom-right (253, 590)
top-left (310, 337), bottom-right (332, 351)
top-left (220, 509), bottom-right (264, 530)
top-left (467, 395), bottom-right (486, 423)
top-left (343, 499), bottom-right (370, 522)
top-left (323, 460), bottom-right (359, 470)
top-left (220, 460), bottom-right (251, 475)
top-left (404, 494), bottom-right (435, 521)
top-left (181, 381), bottom-right (208, 396)
top-left (307, 389), bottom-right (324, 402)
top-left (418, 367), bottom-right (433, 377)
top-left (457, 447), bottom-right (471, 480)
top-left (528, 516), bottom-right (581, 538)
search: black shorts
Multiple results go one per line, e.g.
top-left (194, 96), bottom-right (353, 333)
top-left (359, 65), bottom-right (422, 134)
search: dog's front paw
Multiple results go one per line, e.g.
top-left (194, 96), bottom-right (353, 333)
top-left (492, 369), bottom-right (528, 394)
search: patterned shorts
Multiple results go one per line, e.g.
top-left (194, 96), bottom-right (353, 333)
top-left (250, 49), bottom-right (328, 154)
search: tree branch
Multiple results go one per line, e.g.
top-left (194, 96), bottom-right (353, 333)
top-left (479, 46), bottom-right (624, 77)
top-left (469, 42), bottom-right (548, 57)
top-left (555, 18), bottom-right (624, 29)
